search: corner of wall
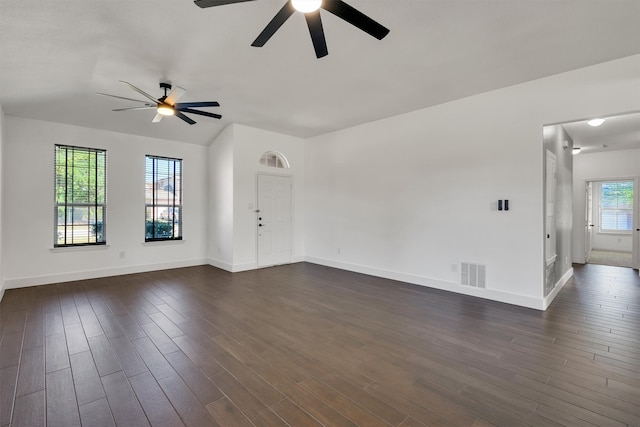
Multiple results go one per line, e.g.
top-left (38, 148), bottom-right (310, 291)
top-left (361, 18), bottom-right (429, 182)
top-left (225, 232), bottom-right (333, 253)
top-left (0, 104), bottom-right (5, 303)
top-left (542, 267), bottom-right (573, 310)
top-left (207, 123), bottom-right (235, 265)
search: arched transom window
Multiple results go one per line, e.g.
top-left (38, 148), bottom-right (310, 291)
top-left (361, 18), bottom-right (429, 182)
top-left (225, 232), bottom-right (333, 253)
top-left (259, 151), bottom-right (290, 169)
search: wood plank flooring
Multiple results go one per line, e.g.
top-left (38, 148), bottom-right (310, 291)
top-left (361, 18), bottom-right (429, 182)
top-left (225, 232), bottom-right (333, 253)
top-left (0, 262), bottom-right (639, 426)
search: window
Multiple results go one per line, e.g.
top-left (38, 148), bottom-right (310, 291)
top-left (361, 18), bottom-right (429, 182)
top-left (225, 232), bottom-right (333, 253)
top-left (54, 145), bottom-right (106, 247)
top-left (145, 155), bottom-right (182, 241)
top-left (259, 151), bottom-right (290, 169)
top-left (600, 180), bottom-right (633, 232)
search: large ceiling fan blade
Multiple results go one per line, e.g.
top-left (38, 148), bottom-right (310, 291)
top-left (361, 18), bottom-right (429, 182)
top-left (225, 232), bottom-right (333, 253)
top-left (120, 81), bottom-right (160, 104)
top-left (177, 108), bottom-right (222, 119)
top-left (305, 11), bottom-right (328, 58)
top-left (152, 113), bottom-right (164, 123)
top-left (323, 0), bottom-right (390, 40)
top-left (194, 0), bottom-right (256, 8)
top-left (96, 92), bottom-right (155, 106)
top-left (174, 101), bottom-right (220, 109)
top-left (251, 1), bottom-right (295, 47)
top-left (165, 86), bottom-right (187, 106)
top-left (175, 111), bottom-right (197, 125)
top-left (113, 106), bottom-right (157, 112)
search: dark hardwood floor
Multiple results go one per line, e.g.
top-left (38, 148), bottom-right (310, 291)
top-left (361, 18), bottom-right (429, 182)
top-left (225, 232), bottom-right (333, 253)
top-left (1, 262), bottom-right (639, 426)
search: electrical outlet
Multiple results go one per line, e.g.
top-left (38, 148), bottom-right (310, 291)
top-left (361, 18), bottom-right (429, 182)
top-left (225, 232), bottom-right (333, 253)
top-left (337, 247), bottom-right (341, 255)
top-left (451, 263), bottom-right (458, 273)
top-left (119, 251), bottom-right (126, 259)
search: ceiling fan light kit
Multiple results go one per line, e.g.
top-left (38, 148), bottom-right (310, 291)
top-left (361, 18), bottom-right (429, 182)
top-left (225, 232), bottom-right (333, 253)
top-left (194, 0), bottom-right (390, 59)
top-left (156, 105), bottom-right (175, 116)
top-left (291, 0), bottom-right (322, 13)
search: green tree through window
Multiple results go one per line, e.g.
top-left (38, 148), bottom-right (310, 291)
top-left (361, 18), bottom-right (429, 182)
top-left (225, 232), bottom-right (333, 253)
top-left (600, 181), bottom-right (633, 232)
top-left (55, 145), bottom-right (107, 246)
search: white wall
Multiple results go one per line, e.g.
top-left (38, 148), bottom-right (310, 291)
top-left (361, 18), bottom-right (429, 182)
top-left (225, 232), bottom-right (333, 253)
top-left (542, 125), bottom-right (574, 297)
top-left (305, 54), bottom-right (640, 310)
top-left (573, 148), bottom-right (640, 261)
top-left (3, 116), bottom-right (209, 288)
top-left (208, 124), bottom-right (235, 269)
top-left (0, 105), bottom-right (5, 301)
top-left (207, 124), bottom-right (305, 272)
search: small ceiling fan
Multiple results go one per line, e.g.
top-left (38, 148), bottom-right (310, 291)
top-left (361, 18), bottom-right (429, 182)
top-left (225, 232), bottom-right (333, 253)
top-left (97, 81), bottom-right (221, 125)
top-left (194, 0), bottom-right (390, 58)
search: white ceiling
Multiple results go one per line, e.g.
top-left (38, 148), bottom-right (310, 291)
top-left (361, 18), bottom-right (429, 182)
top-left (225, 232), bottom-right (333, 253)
top-left (1, 0), bottom-right (640, 146)
top-left (562, 111), bottom-right (640, 155)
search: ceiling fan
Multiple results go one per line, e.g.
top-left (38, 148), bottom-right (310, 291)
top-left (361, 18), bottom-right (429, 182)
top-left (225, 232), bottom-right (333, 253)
top-left (97, 81), bottom-right (221, 125)
top-left (194, 0), bottom-right (390, 58)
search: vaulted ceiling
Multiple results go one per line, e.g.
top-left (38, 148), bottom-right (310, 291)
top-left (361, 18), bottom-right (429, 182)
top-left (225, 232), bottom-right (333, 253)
top-left (1, 0), bottom-right (639, 146)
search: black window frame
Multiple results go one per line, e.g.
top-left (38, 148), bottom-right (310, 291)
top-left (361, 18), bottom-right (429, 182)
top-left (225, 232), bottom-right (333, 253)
top-left (145, 155), bottom-right (183, 242)
top-left (54, 144), bottom-right (107, 247)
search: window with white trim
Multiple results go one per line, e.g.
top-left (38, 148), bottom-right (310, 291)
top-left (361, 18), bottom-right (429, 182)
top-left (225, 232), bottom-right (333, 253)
top-left (600, 180), bottom-right (633, 233)
top-left (54, 145), bottom-right (107, 247)
top-left (145, 155), bottom-right (182, 241)
top-left (259, 151), bottom-right (290, 169)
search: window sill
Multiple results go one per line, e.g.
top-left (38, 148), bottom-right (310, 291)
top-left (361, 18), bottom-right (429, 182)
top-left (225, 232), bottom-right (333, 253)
top-left (142, 240), bottom-right (185, 247)
top-left (597, 231), bottom-right (632, 236)
top-left (50, 245), bottom-right (110, 253)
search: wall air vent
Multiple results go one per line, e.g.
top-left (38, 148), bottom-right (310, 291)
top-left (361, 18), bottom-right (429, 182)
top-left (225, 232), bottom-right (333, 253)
top-left (461, 262), bottom-right (486, 289)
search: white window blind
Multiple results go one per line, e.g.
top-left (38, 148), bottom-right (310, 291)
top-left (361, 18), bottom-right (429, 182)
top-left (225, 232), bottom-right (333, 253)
top-left (600, 181), bottom-right (633, 232)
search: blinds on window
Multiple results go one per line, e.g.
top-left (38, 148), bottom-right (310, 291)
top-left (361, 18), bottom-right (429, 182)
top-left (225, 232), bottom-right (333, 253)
top-left (145, 155), bottom-right (183, 241)
top-left (600, 181), bottom-right (633, 232)
top-left (54, 145), bottom-right (107, 246)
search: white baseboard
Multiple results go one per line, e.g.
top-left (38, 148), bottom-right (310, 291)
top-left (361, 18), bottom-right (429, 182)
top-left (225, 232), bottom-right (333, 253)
top-left (542, 267), bottom-right (573, 310)
top-left (208, 255), bottom-right (305, 273)
top-left (232, 262), bottom-right (258, 272)
top-left (207, 257), bottom-right (234, 272)
top-left (304, 256), bottom-right (546, 310)
top-left (0, 282), bottom-right (5, 303)
top-left (3, 258), bottom-right (208, 290)
top-left (207, 258), bottom-right (256, 272)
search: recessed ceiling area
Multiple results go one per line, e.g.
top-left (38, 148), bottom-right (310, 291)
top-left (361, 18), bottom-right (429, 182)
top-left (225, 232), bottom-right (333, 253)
top-left (562, 111), bottom-right (640, 155)
top-left (1, 0), bottom-right (640, 146)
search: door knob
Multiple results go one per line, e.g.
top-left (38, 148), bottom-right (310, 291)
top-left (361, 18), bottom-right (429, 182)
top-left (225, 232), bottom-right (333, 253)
top-left (258, 224), bottom-right (263, 227)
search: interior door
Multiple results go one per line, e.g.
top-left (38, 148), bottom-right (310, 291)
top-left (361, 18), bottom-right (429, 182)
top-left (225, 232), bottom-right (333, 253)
top-left (585, 182), bottom-right (594, 263)
top-left (257, 174), bottom-right (292, 268)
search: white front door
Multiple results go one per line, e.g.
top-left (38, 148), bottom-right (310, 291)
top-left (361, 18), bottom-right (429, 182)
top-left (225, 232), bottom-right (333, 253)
top-left (257, 174), bottom-right (292, 268)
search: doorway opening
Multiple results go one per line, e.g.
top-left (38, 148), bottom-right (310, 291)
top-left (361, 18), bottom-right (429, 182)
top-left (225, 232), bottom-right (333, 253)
top-left (584, 179), bottom-right (635, 268)
top-left (560, 111), bottom-right (640, 276)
